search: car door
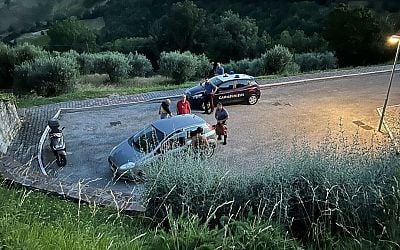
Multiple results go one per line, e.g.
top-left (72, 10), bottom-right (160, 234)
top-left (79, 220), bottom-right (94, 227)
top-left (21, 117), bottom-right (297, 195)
top-left (214, 80), bottom-right (235, 104)
top-left (235, 79), bottom-right (251, 102)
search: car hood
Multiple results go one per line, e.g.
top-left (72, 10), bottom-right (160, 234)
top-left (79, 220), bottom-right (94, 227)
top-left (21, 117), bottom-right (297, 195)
top-left (109, 139), bottom-right (144, 167)
top-left (186, 85), bottom-right (205, 96)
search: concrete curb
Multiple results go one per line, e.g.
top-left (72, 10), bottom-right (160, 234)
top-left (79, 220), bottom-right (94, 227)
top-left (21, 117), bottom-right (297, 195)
top-left (258, 69), bottom-right (395, 89)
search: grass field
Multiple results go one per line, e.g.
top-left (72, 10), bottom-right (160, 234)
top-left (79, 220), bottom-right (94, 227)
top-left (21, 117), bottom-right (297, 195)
top-left (16, 75), bottom-right (191, 108)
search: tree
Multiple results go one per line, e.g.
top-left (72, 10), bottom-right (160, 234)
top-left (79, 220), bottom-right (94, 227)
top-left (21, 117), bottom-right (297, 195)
top-left (324, 5), bottom-right (387, 66)
top-left (47, 17), bottom-right (97, 52)
top-left (207, 11), bottom-right (267, 62)
top-left (163, 1), bottom-right (207, 52)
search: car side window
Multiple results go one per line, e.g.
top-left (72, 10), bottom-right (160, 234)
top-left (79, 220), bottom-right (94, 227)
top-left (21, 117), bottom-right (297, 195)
top-left (236, 80), bottom-right (249, 88)
top-left (218, 81), bottom-right (234, 91)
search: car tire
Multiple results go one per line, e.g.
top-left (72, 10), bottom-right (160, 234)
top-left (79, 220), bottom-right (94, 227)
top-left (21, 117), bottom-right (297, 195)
top-left (247, 94), bottom-right (258, 105)
top-left (201, 102), bottom-right (211, 111)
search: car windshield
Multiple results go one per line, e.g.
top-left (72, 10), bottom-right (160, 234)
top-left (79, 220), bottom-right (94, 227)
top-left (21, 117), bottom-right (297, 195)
top-left (207, 77), bottom-right (222, 86)
top-left (130, 125), bottom-right (165, 153)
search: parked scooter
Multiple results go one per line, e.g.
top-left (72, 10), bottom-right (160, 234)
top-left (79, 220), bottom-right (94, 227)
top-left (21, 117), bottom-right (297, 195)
top-left (48, 119), bottom-right (67, 167)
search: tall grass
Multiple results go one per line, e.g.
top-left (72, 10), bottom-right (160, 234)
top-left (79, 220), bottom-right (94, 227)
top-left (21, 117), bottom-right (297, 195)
top-left (144, 127), bottom-right (400, 247)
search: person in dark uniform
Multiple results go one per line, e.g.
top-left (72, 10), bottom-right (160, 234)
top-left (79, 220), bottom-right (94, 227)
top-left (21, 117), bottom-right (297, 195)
top-left (214, 102), bottom-right (229, 145)
top-left (202, 79), bottom-right (218, 114)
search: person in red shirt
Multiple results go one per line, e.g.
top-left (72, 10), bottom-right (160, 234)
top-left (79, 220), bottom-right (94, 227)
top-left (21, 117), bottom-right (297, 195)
top-left (176, 95), bottom-right (191, 115)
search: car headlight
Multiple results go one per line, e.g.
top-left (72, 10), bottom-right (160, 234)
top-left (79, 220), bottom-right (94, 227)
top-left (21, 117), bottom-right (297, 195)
top-left (192, 94), bottom-right (203, 99)
top-left (119, 162), bottom-right (136, 171)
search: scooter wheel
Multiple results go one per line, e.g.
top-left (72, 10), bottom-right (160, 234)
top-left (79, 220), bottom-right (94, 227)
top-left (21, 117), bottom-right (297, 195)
top-left (57, 155), bottom-right (67, 167)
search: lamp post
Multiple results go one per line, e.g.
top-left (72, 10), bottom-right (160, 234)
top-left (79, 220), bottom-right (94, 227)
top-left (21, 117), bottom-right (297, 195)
top-left (378, 35), bottom-right (400, 132)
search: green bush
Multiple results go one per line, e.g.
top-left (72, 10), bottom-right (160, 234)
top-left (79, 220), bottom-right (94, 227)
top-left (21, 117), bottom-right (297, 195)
top-left (282, 61), bottom-right (300, 75)
top-left (194, 53), bottom-right (210, 79)
top-left (127, 52), bottom-right (153, 77)
top-left (0, 43), bottom-right (14, 88)
top-left (261, 45), bottom-right (293, 74)
top-left (13, 43), bottom-right (49, 64)
top-left (14, 55), bottom-right (79, 96)
top-left (0, 43), bottom-right (48, 89)
top-left (77, 52), bottom-right (102, 74)
top-left (224, 58), bottom-right (265, 76)
top-left (294, 52), bottom-right (338, 72)
top-left (95, 52), bottom-right (129, 82)
top-left (159, 51), bottom-right (198, 83)
top-left (248, 58), bottom-right (265, 76)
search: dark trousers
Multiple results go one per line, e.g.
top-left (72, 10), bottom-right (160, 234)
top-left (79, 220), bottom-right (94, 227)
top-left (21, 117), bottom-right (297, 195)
top-left (203, 94), bottom-right (214, 113)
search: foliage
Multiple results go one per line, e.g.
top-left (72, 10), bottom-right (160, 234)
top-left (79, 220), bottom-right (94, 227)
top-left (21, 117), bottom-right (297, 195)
top-left (0, 43), bottom-right (48, 89)
top-left (294, 51), bottom-right (338, 72)
top-left (47, 16), bottom-right (97, 52)
top-left (147, 214), bottom-right (299, 249)
top-left (0, 43), bottom-right (15, 88)
top-left (145, 129), bottom-right (399, 243)
top-left (95, 52), bottom-right (129, 82)
top-left (207, 11), bottom-right (268, 62)
top-left (14, 55), bottom-right (78, 96)
top-left (324, 5), bottom-right (389, 66)
top-left (277, 30), bottom-right (328, 53)
top-left (127, 52), bottom-right (153, 77)
top-left (261, 45), bottom-right (293, 74)
top-left (159, 51), bottom-right (203, 83)
top-left (224, 58), bottom-right (264, 76)
top-left (160, 0), bottom-right (207, 52)
top-left (102, 37), bottom-right (159, 65)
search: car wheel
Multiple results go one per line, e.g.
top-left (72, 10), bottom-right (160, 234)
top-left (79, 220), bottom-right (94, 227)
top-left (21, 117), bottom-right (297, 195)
top-left (201, 102), bottom-right (211, 111)
top-left (203, 144), bottom-right (215, 158)
top-left (247, 94), bottom-right (258, 105)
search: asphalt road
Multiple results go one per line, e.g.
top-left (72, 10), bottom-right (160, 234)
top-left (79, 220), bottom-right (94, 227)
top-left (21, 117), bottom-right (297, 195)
top-left (44, 72), bottom-right (400, 191)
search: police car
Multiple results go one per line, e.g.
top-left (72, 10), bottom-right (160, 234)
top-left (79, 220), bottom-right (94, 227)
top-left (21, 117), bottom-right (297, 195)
top-left (185, 73), bottom-right (261, 109)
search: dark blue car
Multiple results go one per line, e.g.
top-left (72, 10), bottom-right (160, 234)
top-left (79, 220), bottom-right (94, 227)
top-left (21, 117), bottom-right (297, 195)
top-left (108, 115), bottom-right (217, 181)
top-left (185, 73), bottom-right (261, 109)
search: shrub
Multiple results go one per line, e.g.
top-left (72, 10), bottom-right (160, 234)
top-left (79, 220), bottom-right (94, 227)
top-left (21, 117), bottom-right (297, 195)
top-left (77, 52), bottom-right (102, 74)
top-left (282, 61), bottom-right (300, 76)
top-left (0, 43), bottom-right (15, 88)
top-left (127, 52), bottom-right (153, 77)
top-left (159, 51), bottom-right (198, 83)
top-left (14, 55), bottom-right (79, 96)
top-left (194, 53), bottom-right (210, 79)
top-left (248, 58), bottom-right (265, 76)
top-left (261, 45), bottom-right (293, 74)
top-left (0, 43), bottom-right (48, 89)
top-left (224, 58), bottom-right (264, 76)
top-left (95, 52), bottom-right (129, 82)
top-left (13, 43), bottom-right (49, 64)
top-left (294, 52), bottom-right (338, 72)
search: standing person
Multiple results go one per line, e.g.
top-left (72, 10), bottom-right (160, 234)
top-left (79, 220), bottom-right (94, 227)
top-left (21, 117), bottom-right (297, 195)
top-left (176, 95), bottom-right (191, 115)
top-left (209, 61), bottom-right (218, 77)
top-left (159, 99), bottom-right (172, 119)
top-left (202, 79), bottom-right (217, 114)
top-left (215, 62), bottom-right (224, 75)
top-left (214, 102), bottom-right (229, 145)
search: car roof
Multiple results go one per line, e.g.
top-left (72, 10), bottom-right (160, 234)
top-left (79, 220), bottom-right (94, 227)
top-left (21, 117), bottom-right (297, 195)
top-left (152, 114), bottom-right (206, 135)
top-left (214, 73), bottom-right (254, 83)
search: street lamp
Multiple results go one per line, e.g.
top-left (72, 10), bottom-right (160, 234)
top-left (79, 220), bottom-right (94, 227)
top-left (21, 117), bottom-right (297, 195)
top-left (378, 35), bottom-right (400, 132)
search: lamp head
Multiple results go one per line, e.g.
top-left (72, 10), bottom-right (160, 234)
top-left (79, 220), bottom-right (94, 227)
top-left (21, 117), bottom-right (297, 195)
top-left (388, 35), bottom-right (400, 45)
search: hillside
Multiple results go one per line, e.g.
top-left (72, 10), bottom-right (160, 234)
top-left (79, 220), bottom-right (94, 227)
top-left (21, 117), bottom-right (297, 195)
top-left (0, 0), bottom-right (105, 35)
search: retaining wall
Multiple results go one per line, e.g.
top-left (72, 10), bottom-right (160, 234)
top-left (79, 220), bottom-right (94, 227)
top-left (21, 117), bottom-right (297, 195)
top-left (0, 100), bottom-right (21, 154)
